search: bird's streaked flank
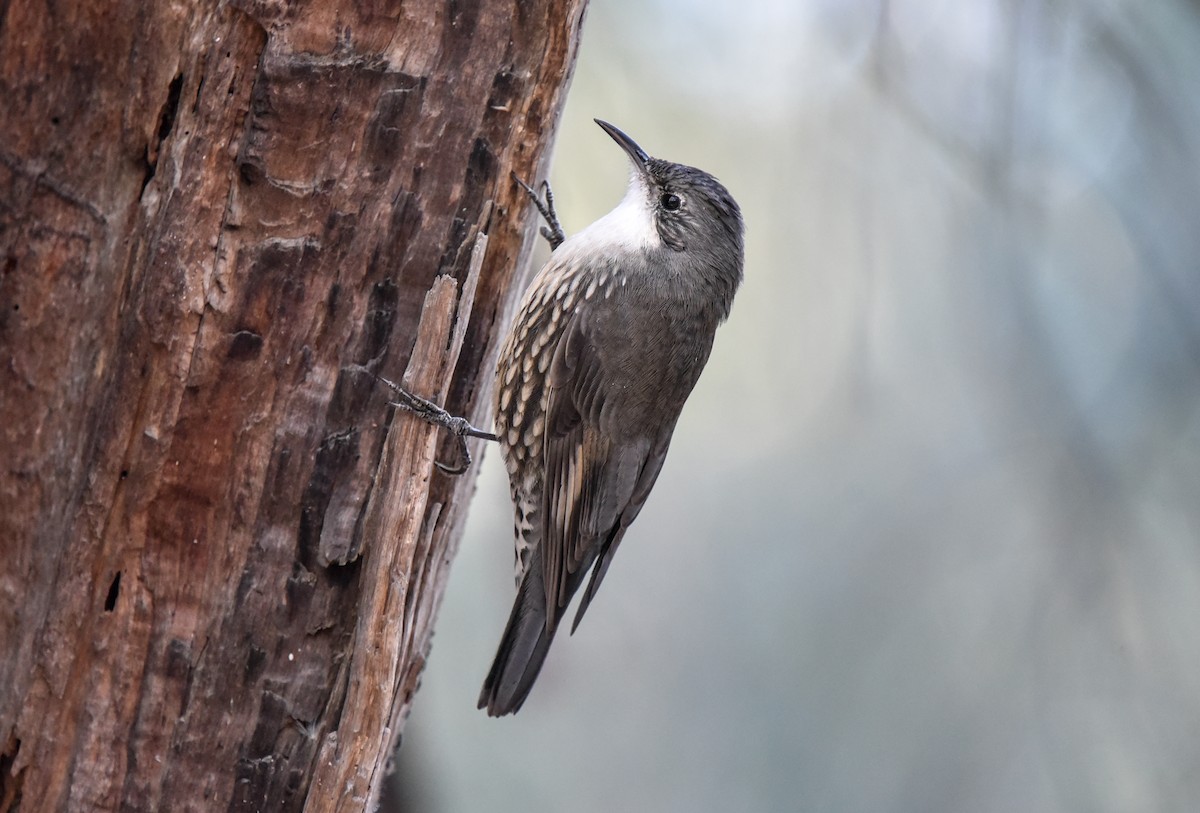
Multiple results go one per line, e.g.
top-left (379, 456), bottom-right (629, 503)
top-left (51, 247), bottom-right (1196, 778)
top-left (386, 119), bottom-right (744, 715)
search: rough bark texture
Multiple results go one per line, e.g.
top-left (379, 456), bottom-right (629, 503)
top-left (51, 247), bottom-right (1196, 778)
top-left (0, 0), bottom-right (588, 810)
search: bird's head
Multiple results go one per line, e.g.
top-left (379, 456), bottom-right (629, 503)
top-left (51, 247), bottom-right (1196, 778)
top-left (595, 119), bottom-right (744, 263)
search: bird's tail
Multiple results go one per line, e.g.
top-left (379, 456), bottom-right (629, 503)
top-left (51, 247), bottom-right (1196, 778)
top-left (477, 561), bottom-right (558, 716)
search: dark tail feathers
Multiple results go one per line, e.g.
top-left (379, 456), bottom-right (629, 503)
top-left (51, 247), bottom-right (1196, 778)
top-left (477, 562), bottom-right (558, 716)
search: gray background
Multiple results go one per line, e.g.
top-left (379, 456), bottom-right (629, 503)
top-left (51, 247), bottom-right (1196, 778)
top-left (391, 1), bottom-right (1200, 810)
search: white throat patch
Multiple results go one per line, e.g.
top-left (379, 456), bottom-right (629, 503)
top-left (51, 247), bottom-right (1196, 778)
top-left (560, 175), bottom-right (660, 257)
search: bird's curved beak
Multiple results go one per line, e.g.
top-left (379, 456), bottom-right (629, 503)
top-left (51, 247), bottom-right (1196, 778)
top-left (595, 119), bottom-right (649, 171)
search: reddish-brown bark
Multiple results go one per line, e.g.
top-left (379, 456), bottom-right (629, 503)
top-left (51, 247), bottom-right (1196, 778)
top-left (0, 1), bottom-right (588, 809)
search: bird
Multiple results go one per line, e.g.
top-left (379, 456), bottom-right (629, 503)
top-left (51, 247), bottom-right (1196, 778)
top-left (475, 119), bottom-right (745, 715)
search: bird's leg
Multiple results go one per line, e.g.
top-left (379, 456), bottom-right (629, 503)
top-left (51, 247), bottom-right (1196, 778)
top-left (513, 172), bottom-right (565, 250)
top-left (375, 375), bottom-right (498, 475)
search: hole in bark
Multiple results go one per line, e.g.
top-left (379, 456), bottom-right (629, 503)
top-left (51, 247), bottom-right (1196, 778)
top-left (120, 469), bottom-right (129, 479)
top-left (0, 736), bottom-right (23, 807)
top-left (227, 329), bottom-right (264, 360)
top-left (140, 74), bottom-right (184, 197)
top-left (237, 159), bottom-right (263, 186)
top-left (362, 279), bottom-right (399, 362)
top-left (104, 572), bottom-right (121, 612)
top-left (157, 74), bottom-right (184, 144)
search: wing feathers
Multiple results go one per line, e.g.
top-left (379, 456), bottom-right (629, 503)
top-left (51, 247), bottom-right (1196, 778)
top-left (570, 434), bottom-right (673, 633)
top-left (539, 312), bottom-right (680, 636)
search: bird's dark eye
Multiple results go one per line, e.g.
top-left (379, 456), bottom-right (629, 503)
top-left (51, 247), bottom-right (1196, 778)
top-left (660, 192), bottom-right (682, 211)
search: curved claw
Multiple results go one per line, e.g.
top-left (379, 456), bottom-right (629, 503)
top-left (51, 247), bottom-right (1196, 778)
top-left (512, 172), bottom-right (565, 250)
top-left (434, 436), bottom-right (474, 476)
top-left (434, 419), bottom-right (498, 475)
top-left (373, 373), bottom-right (498, 476)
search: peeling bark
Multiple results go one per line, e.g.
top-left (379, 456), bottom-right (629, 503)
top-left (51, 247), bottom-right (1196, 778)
top-left (0, 1), bottom-right (588, 810)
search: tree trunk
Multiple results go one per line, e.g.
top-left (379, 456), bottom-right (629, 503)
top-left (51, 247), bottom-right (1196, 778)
top-left (0, 0), bottom-right (587, 809)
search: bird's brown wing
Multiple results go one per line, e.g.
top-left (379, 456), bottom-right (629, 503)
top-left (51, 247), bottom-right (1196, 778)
top-left (539, 312), bottom-right (674, 633)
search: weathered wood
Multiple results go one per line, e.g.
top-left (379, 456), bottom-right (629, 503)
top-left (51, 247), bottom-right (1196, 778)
top-left (0, 1), bottom-right (588, 810)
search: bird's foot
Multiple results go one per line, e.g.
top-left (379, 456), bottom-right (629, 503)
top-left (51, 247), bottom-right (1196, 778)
top-left (375, 375), bottom-right (498, 475)
top-left (513, 173), bottom-right (565, 250)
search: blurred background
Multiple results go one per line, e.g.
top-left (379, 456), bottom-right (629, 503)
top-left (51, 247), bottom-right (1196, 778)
top-left (388, 1), bottom-right (1200, 810)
